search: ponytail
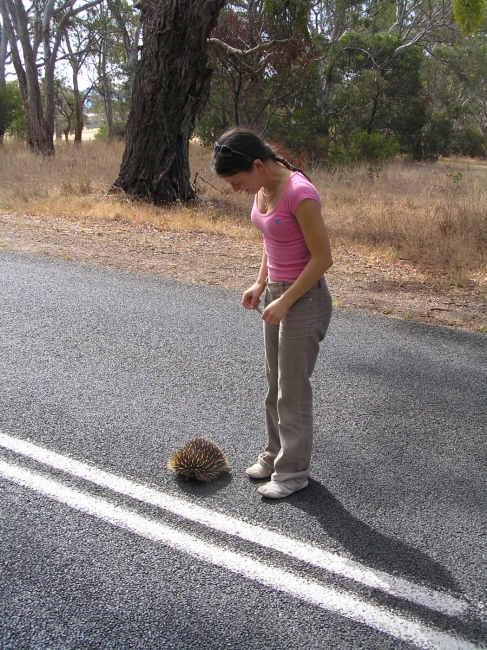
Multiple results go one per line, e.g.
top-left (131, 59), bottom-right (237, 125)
top-left (273, 155), bottom-right (312, 183)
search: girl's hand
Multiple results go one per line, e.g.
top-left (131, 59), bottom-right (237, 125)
top-left (262, 296), bottom-right (290, 324)
top-left (242, 282), bottom-right (265, 311)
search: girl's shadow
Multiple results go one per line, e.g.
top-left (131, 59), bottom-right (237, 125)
top-left (288, 478), bottom-right (459, 594)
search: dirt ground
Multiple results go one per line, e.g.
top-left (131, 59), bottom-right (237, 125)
top-left (1, 212), bottom-right (486, 333)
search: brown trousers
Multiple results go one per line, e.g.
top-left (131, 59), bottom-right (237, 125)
top-left (258, 278), bottom-right (332, 482)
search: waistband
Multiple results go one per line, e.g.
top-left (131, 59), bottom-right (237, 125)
top-left (266, 276), bottom-right (326, 290)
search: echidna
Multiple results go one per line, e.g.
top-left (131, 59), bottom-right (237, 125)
top-left (167, 437), bottom-right (230, 482)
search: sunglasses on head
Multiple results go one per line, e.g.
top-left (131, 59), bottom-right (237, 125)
top-left (214, 142), bottom-right (251, 158)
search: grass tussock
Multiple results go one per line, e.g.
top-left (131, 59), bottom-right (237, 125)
top-left (1, 138), bottom-right (486, 285)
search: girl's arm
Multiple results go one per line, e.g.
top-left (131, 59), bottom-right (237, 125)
top-left (262, 199), bottom-right (333, 325)
top-left (241, 247), bottom-right (268, 310)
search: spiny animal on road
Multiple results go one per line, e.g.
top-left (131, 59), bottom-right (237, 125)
top-left (167, 437), bottom-right (230, 482)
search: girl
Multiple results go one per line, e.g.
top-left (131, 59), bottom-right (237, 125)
top-left (212, 128), bottom-right (333, 499)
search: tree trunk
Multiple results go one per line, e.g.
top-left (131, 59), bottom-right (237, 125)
top-left (100, 35), bottom-right (114, 144)
top-left (114, 0), bottom-right (226, 204)
top-left (25, 71), bottom-right (55, 154)
top-left (0, 21), bottom-right (7, 143)
top-left (105, 82), bottom-right (114, 143)
top-left (367, 84), bottom-right (382, 135)
top-left (102, 78), bottom-right (114, 143)
top-left (73, 66), bottom-right (84, 143)
top-left (0, 0), bottom-right (54, 153)
top-left (64, 31), bottom-right (87, 144)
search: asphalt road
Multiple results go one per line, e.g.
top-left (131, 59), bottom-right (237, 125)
top-left (1, 250), bottom-right (486, 650)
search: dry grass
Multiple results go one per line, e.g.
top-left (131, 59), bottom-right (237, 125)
top-left (1, 138), bottom-right (486, 288)
top-left (317, 160), bottom-right (487, 287)
top-left (0, 138), bottom-right (258, 240)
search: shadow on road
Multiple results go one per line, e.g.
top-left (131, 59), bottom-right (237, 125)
top-left (286, 478), bottom-right (460, 594)
top-left (169, 471), bottom-right (233, 496)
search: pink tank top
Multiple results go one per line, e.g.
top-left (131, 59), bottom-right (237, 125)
top-left (251, 172), bottom-right (321, 282)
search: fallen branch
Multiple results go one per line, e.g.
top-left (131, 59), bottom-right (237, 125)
top-left (193, 172), bottom-right (224, 195)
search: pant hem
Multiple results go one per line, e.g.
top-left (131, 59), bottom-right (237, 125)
top-left (272, 469), bottom-right (310, 482)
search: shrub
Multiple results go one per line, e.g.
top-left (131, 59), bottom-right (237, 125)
top-left (95, 121), bottom-right (126, 140)
top-left (2, 81), bottom-right (27, 139)
top-left (411, 113), bottom-right (454, 161)
top-left (349, 131), bottom-right (400, 163)
top-left (452, 127), bottom-right (486, 158)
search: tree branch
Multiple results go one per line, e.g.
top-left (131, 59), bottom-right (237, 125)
top-left (208, 36), bottom-right (291, 59)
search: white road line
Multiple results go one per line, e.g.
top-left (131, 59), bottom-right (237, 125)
top-left (0, 430), bottom-right (467, 618)
top-left (0, 460), bottom-right (481, 650)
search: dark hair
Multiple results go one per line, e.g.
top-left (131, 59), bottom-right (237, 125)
top-left (212, 127), bottom-right (311, 181)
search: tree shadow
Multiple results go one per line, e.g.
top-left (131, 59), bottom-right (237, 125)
top-left (286, 478), bottom-right (460, 594)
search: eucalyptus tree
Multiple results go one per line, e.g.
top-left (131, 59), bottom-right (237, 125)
top-left (115, 0), bottom-right (319, 204)
top-left (54, 79), bottom-right (76, 140)
top-left (423, 33), bottom-right (487, 138)
top-left (60, 16), bottom-right (98, 142)
top-left (80, 0), bottom-right (138, 143)
top-left (107, 0), bottom-right (141, 87)
top-left (0, 0), bottom-right (103, 153)
top-left (114, 0), bottom-right (226, 204)
top-left (310, 0), bottom-right (456, 125)
top-left (329, 31), bottom-right (427, 156)
top-left (206, 1), bottom-right (315, 132)
top-left (96, 1), bottom-right (116, 141)
top-left (308, 0), bottom-right (365, 116)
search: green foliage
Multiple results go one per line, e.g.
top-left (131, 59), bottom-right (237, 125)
top-left (266, 108), bottom-right (330, 160)
top-left (349, 132), bottom-right (400, 162)
top-left (95, 121), bottom-right (126, 140)
top-left (196, 110), bottom-right (230, 148)
top-left (326, 33), bottom-right (427, 158)
top-left (88, 83), bottom-right (132, 124)
top-left (411, 113), bottom-right (454, 161)
top-left (421, 37), bottom-right (487, 153)
top-left (199, 4), bottom-right (320, 147)
top-left (2, 81), bottom-right (27, 139)
top-left (262, 0), bottom-right (312, 36)
top-left (54, 79), bottom-right (76, 136)
top-left (323, 133), bottom-right (399, 167)
top-left (199, 3), bottom-right (487, 164)
top-left (195, 77), bottom-right (234, 146)
top-left (452, 128), bottom-right (487, 157)
top-left (453, 0), bottom-right (487, 35)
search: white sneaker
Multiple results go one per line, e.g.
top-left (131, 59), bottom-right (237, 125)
top-left (245, 462), bottom-right (273, 479)
top-left (258, 478), bottom-right (308, 499)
